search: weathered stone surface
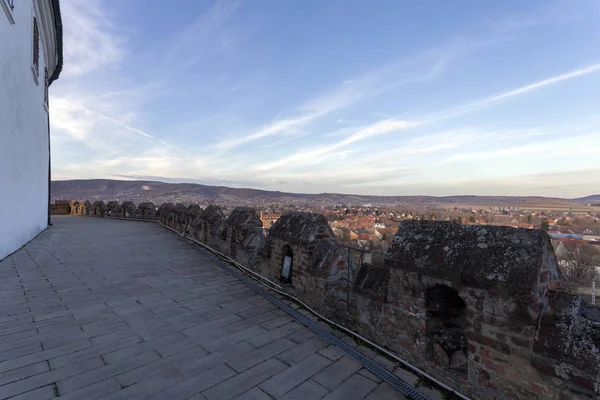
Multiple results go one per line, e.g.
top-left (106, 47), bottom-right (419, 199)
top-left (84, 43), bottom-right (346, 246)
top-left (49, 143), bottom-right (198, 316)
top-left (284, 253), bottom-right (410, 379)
top-left (227, 207), bottom-right (263, 229)
top-left (534, 291), bottom-right (600, 382)
top-left (261, 212), bottom-right (348, 318)
top-left (268, 211), bottom-right (335, 245)
top-left (387, 221), bottom-right (559, 298)
top-left (120, 201), bottom-right (137, 218)
top-left (51, 200), bottom-right (72, 215)
top-left (137, 202), bottom-right (156, 220)
top-left (105, 201), bottom-right (121, 217)
top-left (91, 200), bottom-right (105, 217)
top-left (225, 207), bottom-right (264, 261)
top-left (450, 350), bottom-right (467, 371)
top-left (186, 204), bottom-right (203, 227)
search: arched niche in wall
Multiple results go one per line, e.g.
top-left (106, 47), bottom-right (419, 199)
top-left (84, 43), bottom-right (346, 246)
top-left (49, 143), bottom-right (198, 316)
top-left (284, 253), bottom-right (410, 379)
top-left (280, 245), bottom-right (293, 284)
top-left (425, 284), bottom-right (468, 373)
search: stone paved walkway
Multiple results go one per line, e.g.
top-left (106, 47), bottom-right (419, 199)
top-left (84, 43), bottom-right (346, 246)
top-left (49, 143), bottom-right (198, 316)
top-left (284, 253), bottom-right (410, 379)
top-left (0, 217), bottom-right (412, 400)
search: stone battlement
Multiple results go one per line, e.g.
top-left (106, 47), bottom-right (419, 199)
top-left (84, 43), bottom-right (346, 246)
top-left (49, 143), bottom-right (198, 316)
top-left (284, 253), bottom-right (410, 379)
top-left (63, 200), bottom-right (600, 399)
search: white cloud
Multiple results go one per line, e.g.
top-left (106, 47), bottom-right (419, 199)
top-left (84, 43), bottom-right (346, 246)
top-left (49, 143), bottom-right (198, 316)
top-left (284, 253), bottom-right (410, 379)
top-left (60, 0), bottom-right (124, 77)
top-left (254, 119), bottom-right (417, 171)
top-left (427, 62), bottom-right (600, 122)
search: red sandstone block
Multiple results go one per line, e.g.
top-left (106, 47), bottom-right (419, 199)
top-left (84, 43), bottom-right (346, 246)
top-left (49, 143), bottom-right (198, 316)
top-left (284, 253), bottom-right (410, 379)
top-left (468, 331), bottom-right (511, 355)
top-left (570, 374), bottom-right (595, 392)
top-left (530, 382), bottom-right (552, 395)
top-left (482, 357), bottom-right (505, 373)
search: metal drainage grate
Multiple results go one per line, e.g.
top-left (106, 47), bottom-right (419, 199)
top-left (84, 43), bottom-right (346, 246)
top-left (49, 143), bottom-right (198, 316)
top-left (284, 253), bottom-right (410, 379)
top-left (201, 250), bottom-right (431, 400)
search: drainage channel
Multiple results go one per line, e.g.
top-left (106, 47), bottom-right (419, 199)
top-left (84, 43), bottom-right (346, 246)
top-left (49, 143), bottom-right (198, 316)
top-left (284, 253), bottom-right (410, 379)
top-left (200, 248), bottom-right (430, 400)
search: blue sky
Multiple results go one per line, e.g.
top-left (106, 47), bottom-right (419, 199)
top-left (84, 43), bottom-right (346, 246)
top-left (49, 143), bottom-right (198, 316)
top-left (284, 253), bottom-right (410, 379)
top-left (50, 0), bottom-right (600, 197)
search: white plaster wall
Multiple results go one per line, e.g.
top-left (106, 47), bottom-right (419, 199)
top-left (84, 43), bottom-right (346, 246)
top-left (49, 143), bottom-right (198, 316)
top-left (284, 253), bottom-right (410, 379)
top-left (0, 3), bottom-right (50, 259)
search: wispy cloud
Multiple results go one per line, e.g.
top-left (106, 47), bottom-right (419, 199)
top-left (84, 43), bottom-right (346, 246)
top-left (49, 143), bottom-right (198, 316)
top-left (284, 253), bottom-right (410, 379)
top-left (213, 39), bottom-right (471, 152)
top-left (60, 0), bottom-right (124, 77)
top-left (210, 5), bottom-right (591, 154)
top-left (254, 119), bottom-right (417, 171)
top-left (256, 61), bottom-right (600, 174)
top-left (157, 0), bottom-right (243, 77)
top-left (429, 62), bottom-right (600, 121)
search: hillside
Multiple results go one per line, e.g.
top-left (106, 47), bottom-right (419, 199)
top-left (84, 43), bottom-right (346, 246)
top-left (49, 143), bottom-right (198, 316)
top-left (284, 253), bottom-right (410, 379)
top-left (50, 179), bottom-right (593, 208)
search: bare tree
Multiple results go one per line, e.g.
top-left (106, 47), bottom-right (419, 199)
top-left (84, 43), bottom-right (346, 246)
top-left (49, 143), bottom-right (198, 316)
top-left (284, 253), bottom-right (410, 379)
top-left (558, 243), bottom-right (600, 292)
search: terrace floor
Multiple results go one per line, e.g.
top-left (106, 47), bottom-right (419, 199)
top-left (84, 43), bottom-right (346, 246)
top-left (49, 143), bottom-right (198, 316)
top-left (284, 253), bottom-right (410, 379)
top-left (0, 216), bottom-right (429, 400)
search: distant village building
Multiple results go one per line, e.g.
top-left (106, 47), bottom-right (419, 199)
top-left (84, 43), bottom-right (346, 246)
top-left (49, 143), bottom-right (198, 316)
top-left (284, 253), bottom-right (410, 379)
top-left (0, 0), bottom-right (63, 259)
top-left (259, 212), bottom-right (281, 228)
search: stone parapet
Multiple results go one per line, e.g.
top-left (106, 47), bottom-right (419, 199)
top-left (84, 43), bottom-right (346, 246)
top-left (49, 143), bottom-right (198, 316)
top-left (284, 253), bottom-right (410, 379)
top-left (64, 201), bottom-right (600, 399)
top-left (50, 200), bottom-right (71, 215)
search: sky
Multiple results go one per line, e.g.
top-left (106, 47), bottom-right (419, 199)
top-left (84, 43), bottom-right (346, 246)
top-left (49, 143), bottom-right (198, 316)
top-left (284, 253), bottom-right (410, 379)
top-left (50, 0), bottom-right (600, 198)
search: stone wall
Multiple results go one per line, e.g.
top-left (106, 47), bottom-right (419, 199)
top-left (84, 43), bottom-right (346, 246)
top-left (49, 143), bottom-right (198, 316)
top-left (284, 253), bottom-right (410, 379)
top-left (91, 201), bottom-right (105, 217)
top-left (105, 201), bottom-right (120, 217)
top-left (120, 201), bottom-right (137, 218)
top-left (225, 207), bottom-right (263, 267)
top-left (50, 200), bottom-right (71, 215)
top-left (351, 220), bottom-right (597, 400)
top-left (137, 202), bottom-right (156, 220)
top-left (67, 201), bottom-right (600, 399)
top-left (261, 212), bottom-right (350, 318)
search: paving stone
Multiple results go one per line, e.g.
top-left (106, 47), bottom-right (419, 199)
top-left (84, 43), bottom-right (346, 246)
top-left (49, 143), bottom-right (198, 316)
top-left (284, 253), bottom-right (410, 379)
top-left (357, 345), bottom-right (378, 359)
top-left (246, 322), bottom-right (304, 348)
top-left (259, 353), bottom-right (332, 398)
top-left (322, 373), bottom-right (379, 400)
top-left (50, 334), bottom-right (143, 369)
top-left (116, 346), bottom-right (207, 387)
top-left (0, 361), bottom-right (49, 386)
top-left (318, 345), bottom-right (346, 361)
top-left (145, 364), bottom-right (236, 400)
top-left (101, 332), bottom-right (185, 364)
top-left (312, 356), bottom-right (363, 390)
top-left (202, 358), bottom-right (288, 400)
top-left (57, 378), bottom-right (122, 400)
top-left (0, 218), bottom-right (424, 400)
top-left (260, 315), bottom-right (295, 330)
top-left (0, 356), bottom-right (104, 399)
top-left (57, 351), bottom-right (160, 394)
top-left (101, 371), bottom-right (184, 400)
top-left (0, 338), bottom-right (92, 374)
top-left (357, 368), bottom-right (383, 383)
top-left (234, 387), bottom-right (272, 400)
top-left (227, 338), bottom-right (296, 372)
top-left (276, 336), bottom-right (330, 365)
top-left (0, 329), bottom-right (38, 346)
top-left (0, 343), bottom-right (43, 363)
top-left (373, 355), bottom-right (397, 372)
top-left (8, 385), bottom-right (56, 400)
top-left (392, 366), bottom-right (418, 387)
top-left (365, 382), bottom-right (406, 400)
top-left (280, 379), bottom-right (330, 400)
top-left (201, 325), bottom-right (267, 353)
top-left (288, 326), bottom-right (316, 344)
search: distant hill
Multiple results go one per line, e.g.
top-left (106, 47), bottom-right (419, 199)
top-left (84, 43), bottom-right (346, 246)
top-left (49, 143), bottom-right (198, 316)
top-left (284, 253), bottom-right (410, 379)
top-left (50, 179), bottom-right (594, 208)
top-left (573, 195), bottom-right (600, 204)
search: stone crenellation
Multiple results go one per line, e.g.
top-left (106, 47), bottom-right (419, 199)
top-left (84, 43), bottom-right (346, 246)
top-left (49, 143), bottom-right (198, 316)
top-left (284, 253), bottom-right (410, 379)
top-left (60, 200), bottom-right (600, 400)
